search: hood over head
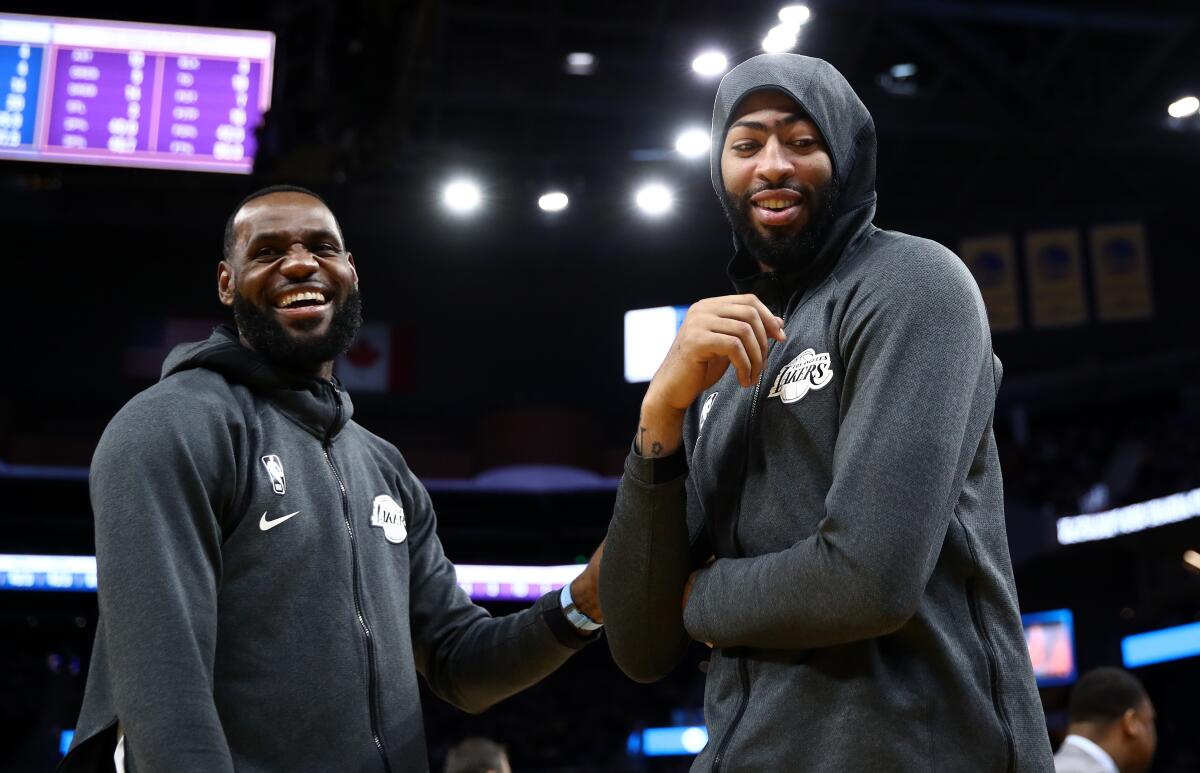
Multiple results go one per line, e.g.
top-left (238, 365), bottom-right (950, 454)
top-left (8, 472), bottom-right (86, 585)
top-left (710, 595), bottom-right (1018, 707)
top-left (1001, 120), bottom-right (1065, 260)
top-left (710, 54), bottom-right (878, 300)
top-left (161, 324), bottom-right (352, 439)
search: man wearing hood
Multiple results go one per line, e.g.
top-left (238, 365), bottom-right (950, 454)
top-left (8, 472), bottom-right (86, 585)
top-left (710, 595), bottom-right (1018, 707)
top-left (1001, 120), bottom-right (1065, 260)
top-left (61, 185), bottom-right (604, 773)
top-left (600, 54), bottom-right (1052, 771)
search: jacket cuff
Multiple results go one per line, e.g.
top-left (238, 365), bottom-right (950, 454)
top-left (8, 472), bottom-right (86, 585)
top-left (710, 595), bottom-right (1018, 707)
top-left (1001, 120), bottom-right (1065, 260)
top-left (625, 439), bottom-right (688, 485)
top-left (536, 589), bottom-right (601, 649)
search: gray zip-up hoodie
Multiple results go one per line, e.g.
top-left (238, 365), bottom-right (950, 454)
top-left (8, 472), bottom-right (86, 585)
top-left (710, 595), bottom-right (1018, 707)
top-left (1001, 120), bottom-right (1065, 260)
top-left (600, 54), bottom-right (1053, 772)
top-left (61, 326), bottom-right (592, 773)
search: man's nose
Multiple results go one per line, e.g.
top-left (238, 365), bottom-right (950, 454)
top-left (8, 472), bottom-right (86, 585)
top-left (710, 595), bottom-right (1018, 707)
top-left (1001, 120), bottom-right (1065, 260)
top-left (756, 137), bottom-right (794, 184)
top-left (279, 246), bottom-right (319, 278)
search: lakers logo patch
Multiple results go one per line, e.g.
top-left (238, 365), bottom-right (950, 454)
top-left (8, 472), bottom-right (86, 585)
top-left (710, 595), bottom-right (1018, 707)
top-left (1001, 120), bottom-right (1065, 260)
top-left (767, 349), bottom-right (833, 404)
top-left (370, 494), bottom-right (407, 544)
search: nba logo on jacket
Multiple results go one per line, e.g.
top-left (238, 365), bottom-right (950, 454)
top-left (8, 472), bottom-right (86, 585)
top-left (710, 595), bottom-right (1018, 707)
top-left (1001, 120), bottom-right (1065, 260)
top-left (261, 455), bottom-right (286, 495)
top-left (371, 495), bottom-right (407, 543)
top-left (767, 348), bottom-right (833, 404)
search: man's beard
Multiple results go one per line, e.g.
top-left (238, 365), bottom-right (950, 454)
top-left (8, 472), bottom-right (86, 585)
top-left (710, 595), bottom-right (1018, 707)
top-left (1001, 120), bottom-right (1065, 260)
top-left (722, 177), bottom-right (840, 274)
top-left (232, 288), bottom-right (363, 372)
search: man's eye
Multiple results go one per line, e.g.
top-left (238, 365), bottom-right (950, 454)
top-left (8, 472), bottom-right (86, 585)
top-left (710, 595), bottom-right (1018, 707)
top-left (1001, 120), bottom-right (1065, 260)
top-left (732, 142), bottom-right (759, 152)
top-left (792, 138), bottom-right (816, 148)
top-left (254, 248), bottom-right (277, 258)
top-left (315, 244), bottom-right (340, 254)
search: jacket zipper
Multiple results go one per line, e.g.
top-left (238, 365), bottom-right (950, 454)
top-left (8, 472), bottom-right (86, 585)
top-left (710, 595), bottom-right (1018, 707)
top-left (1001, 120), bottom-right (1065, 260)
top-left (324, 390), bottom-right (393, 773)
top-left (713, 277), bottom-right (786, 772)
top-left (965, 578), bottom-right (1016, 773)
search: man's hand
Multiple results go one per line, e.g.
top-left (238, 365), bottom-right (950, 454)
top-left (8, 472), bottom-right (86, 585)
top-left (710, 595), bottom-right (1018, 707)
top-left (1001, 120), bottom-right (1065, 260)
top-left (568, 541), bottom-right (604, 623)
top-left (638, 295), bottom-right (785, 458)
top-left (683, 557), bottom-right (716, 648)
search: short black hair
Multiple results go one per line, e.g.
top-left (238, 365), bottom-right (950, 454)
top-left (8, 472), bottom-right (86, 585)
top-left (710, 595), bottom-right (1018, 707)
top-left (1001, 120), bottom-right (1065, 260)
top-left (1068, 667), bottom-right (1149, 725)
top-left (444, 737), bottom-right (508, 773)
top-left (222, 184), bottom-right (341, 260)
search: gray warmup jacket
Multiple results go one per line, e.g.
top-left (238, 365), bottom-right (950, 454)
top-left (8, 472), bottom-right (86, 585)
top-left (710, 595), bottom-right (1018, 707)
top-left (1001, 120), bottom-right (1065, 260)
top-left (600, 54), bottom-right (1053, 772)
top-left (62, 326), bottom-right (592, 773)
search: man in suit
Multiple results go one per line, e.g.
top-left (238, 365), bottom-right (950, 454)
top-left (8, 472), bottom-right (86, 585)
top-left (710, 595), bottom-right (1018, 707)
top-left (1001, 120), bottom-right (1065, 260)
top-left (1054, 667), bottom-right (1156, 773)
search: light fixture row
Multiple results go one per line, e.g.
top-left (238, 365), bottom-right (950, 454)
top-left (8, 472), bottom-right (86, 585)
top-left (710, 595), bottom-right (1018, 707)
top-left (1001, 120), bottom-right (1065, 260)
top-left (441, 179), bottom-right (678, 218)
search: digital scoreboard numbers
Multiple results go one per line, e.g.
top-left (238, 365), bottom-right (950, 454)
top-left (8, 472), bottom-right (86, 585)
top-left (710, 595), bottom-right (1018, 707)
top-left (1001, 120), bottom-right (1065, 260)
top-left (0, 13), bottom-right (273, 174)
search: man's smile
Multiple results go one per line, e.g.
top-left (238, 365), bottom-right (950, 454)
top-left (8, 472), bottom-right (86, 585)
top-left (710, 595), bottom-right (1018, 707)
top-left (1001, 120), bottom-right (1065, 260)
top-left (271, 287), bottom-right (333, 322)
top-left (750, 189), bottom-right (805, 227)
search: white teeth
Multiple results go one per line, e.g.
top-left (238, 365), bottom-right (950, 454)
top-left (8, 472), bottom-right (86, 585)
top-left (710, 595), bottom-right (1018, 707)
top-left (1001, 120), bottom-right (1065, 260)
top-left (757, 198), bottom-right (795, 211)
top-left (277, 290), bottom-right (326, 308)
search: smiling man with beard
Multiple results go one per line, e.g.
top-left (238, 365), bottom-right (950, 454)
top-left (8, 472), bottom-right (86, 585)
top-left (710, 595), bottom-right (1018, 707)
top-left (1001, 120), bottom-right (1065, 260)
top-left (61, 186), bottom-right (604, 773)
top-left (600, 55), bottom-right (1053, 771)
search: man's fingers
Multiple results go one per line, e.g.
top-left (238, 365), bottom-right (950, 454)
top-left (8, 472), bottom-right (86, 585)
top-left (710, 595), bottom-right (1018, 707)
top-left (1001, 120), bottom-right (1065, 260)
top-left (695, 328), bottom-right (755, 387)
top-left (705, 320), bottom-right (762, 385)
top-left (742, 295), bottom-right (788, 342)
top-left (714, 303), bottom-right (770, 364)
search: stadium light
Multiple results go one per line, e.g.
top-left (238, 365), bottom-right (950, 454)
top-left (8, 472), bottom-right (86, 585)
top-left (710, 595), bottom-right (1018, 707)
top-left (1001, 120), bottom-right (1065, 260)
top-left (691, 50), bottom-right (728, 77)
top-left (635, 183), bottom-right (673, 217)
top-left (1167, 95), bottom-right (1199, 118)
top-left (762, 24), bottom-right (799, 53)
top-left (778, 5), bottom-right (812, 26)
top-left (565, 51), bottom-right (596, 76)
top-left (889, 63), bottom-right (918, 79)
top-left (538, 191), bottom-right (569, 212)
top-left (442, 179), bottom-right (482, 214)
top-left (674, 128), bottom-right (710, 159)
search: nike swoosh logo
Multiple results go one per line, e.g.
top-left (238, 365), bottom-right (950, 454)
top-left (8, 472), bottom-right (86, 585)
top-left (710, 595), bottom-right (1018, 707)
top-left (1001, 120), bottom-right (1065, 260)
top-left (259, 510), bottom-right (300, 531)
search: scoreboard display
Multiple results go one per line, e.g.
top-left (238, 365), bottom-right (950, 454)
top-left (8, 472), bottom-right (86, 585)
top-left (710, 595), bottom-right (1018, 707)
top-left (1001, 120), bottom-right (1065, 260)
top-left (0, 13), bottom-right (274, 174)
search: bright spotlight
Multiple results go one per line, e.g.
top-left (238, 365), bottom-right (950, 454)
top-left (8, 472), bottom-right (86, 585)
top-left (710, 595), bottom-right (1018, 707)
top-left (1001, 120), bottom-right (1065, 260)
top-left (565, 51), bottom-right (596, 76)
top-left (762, 25), bottom-right (798, 53)
top-left (538, 191), bottom-right (569, 212)
top-left (635, 183), bottom-right (673, 217)
top-left (889, 62), bottom-right (918, 79)
top-left (674, 128), bottom-right (710, 158)
top-left (442, 179), bottom-right (482, 214)
top-left (691, 50), bottom-right (728, 77)
top-left (778, 5), bottom-right (812, 26)
top-left (1167, 95), bottom-right (1199, 119)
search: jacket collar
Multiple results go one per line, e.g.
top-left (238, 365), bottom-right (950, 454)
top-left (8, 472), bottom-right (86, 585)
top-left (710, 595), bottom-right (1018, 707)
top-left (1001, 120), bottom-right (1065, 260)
top-left (161, 325), bottom-right (353, 441)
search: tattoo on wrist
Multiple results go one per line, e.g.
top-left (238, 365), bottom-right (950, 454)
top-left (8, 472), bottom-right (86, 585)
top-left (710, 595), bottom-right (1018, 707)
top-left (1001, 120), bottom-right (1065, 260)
top-left (650, 441), bottom-right (663, 457)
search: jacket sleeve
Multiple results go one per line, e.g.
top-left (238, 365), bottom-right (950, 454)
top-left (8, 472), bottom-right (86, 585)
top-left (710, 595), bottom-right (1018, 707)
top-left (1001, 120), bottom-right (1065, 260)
top-left (683, 249), bottom-right (994, 650)
top-left (599, 448), bottom-right (705, 682)
top-left (89, 391), bottom-right (238, 772)
top-left (406, 477), bottom-right (594, 714)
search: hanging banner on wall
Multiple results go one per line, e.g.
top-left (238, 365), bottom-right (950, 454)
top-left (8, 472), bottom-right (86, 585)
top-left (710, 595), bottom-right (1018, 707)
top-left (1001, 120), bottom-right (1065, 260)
top-left (960, 235), bottom-right (1021, 332)
top-left (1025, 228), bottom-right (1087, 328)
top-left (1088, 222), bottom-right (1154, 322)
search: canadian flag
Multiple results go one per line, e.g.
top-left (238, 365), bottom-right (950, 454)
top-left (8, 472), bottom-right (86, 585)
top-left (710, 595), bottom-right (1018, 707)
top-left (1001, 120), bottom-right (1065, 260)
top-left (336, 323), bottom-right (410, 393)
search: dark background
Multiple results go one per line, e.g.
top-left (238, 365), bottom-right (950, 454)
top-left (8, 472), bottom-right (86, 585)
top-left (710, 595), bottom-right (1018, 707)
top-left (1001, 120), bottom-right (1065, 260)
top-left (2, 0), bottom-right (1200, 770)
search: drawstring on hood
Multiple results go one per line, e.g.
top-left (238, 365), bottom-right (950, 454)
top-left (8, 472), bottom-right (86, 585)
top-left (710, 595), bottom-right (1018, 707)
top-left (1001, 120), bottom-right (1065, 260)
top-left (711, 54), bottom-right (879, 308)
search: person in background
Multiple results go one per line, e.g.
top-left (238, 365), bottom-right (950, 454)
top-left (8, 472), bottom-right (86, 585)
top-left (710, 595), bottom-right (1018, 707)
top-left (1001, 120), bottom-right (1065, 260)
top-left (1055, 667), bottom-right (1157, 773)
top-left (444, 737), bottom-right (512, 773)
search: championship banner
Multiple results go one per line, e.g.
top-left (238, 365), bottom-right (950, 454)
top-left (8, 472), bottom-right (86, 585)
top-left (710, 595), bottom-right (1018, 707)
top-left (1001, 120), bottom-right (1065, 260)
top-left (1024, 228), bottom-right (1087, 328)
top-left (335, 322), bottom-right (413, 392)
top-left (1088, 222), bottom-right (1154, 322)
top-left (959, 235), bottom-right (1020, 332)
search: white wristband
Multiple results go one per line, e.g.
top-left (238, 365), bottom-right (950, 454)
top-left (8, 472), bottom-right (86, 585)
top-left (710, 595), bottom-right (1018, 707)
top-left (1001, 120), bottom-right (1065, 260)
top-left (559, 581), bottom-right (602, 632)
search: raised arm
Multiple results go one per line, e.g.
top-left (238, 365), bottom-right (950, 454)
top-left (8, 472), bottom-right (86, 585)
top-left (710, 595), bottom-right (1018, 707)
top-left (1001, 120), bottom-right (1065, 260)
top-left (407, 477), bottom-right (598, 714)
top-left (601, 295), bottom-right (786, 681)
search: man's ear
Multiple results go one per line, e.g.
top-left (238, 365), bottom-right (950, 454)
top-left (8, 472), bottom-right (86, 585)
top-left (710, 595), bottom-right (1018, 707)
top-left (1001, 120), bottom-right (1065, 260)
top-left (1122, 707), bottom-right (1140, 737)
top-left (347, 252), bottom-right (359, 287)
top-left (218, 261), bottom-right (236, 307)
